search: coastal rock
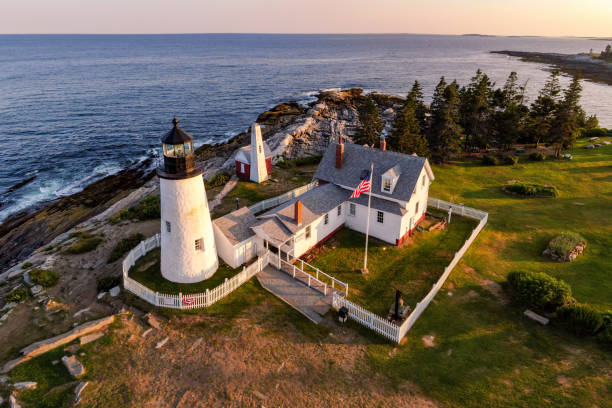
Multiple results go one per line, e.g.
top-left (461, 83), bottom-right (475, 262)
top-left (62, 355), bottom-right (86, 377)
top-left (74, 381), bottom-right (89, 403)
top-left (143, 313), bottom-right (162, 330)
top-left (79, 332), bottom-right (104, 345)
top-left (155, 337), bottom-right (169, 349)
top-left (9, 394), bottom-right (21, 408)
top-left (30, 285), bottom-right (44, 296)
top-left (109, 286), bottom-right (120, 297)
top-left (13, 381), bottom-right (37, 390)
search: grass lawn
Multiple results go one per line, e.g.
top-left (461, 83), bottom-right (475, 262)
top-left (309, 213), bottom-right (478, 316)
top-left (360, 137), bottom-right (612, 407)
top-left (128, 248), bottom-right (243, 295)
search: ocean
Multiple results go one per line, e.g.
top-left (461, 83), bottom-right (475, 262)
top-left (1, 34), bottom-right (611, 222)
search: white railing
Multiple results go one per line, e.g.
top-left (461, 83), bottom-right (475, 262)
top-left (277, 257), bottom-right (348, 297)
top-left (332, 293), bottom-right (400, 342)
top-left (329, 197), bottom-right (488, 343)
top-left (122, 234), bottom-right (271, 310)
top-left (248, 181), bottom-right (318, 214)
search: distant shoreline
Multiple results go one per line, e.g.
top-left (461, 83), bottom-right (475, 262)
top-left (491, 50), bottom-right (612, 85)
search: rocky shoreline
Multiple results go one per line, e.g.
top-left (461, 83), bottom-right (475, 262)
top-left (0, 89), bottom-right (403, 272)
top-left (491, 50), bottom-right (612, 85)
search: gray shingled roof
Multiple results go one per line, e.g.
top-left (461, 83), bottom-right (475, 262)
top-left (314, 143), bottom-right (426, 203)
top-left (348, 193), bottom-right (407, 216)
top-left (213, 207), bottom-right (257, 245)
top-left (260, 183), bottom-right (348, 234)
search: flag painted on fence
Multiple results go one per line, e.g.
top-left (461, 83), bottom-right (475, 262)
top-left (183, 297), bottom-right (195, 305)
top-left (350, 178), bottom-right (371, 199)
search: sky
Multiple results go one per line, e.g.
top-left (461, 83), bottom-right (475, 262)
top-left (0, 0), bottom-right (611, 37)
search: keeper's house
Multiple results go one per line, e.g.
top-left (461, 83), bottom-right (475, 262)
top-left (213, 137), bottom-right (434, 268)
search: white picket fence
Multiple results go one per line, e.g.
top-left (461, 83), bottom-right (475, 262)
top-left (332, 197), bottom-right (488, 343)
top-left (248, 181), bottom-right (318, 214)
top-left (122, 234), bottom-right (271, 309)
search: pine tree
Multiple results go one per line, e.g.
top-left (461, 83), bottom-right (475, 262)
top-left (389, 84), bottom-right (429, 156)
top-left (492, 72), bottom-right (529, 150)
top-left (527, 70), bottom-right (561, 147)
top-left (459, 69), bottom-right (494, 150)
top-left (428, 77), bottom-right (463, 163)
top-left (550, 75), bottom-right (583, 157)
top-left (357, 96), bottom-right (383, 146)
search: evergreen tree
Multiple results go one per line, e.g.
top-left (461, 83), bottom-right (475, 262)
top-left (389, 83), bottom-right (428, 156)
top-left (459, 69), bottom-right (494, 150)
top-left (491, 72), bottom-right (529, 149)
top-left (527, 70), bottom-right (561, 147)
top-left (357, 96), bottom-right (383, 146)
top-left (550, 75), bottom-right (583, 157)
top-left (428, 77), bottom-right (463, 163)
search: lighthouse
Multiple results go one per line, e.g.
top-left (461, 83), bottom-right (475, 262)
top-left (158, 118), bottom-right (218, 283)
top-left (249, 123), bottom-right (268, 183)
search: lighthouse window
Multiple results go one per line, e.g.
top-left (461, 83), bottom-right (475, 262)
top-left (195, 238), bottom-right (203, 251)
top-left (166, 221), bottom-right (171, 233)
top-left (259, 145), bottom-right (262, 153)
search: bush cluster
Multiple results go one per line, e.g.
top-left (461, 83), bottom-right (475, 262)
top-left (504, 183), bottom-right (558, 198)
top-left (29, 269), bottom-right (59, 287)
top-left (556, 304), bottom-right (603, 336)
top-left (529, 152), bottom-right (546, 161)
top-left (481, 155), bottom-right (498, 165)
top-left (107, 233), bottom-right (145, 263)
top-left (547, 232), bottom-right (586, 259)
top-left (581, 127), bottom-right (607, 139)
top-left (503, 155), bottom-right (519, 165)
top-left (206, 173), bottom-right (230, 189)
top-left (6, 288), bottom-right (29, 303)
top-left (21, 262), bottom-right (33, 270)
top-left (276, 155), bottom-right (322, 169)
top-left (64, 232), bottom-right (104, 255)
top-left (506, 271), bottom-right (572, 312)
top-left (97, 275), bottom-right (121, 292)
top-left (114, 195), bottom-right (160, 222)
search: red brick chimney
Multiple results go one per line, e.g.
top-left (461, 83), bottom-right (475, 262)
top-left (294, 200), bottom-right (303, 225)
top-left (335, 136), bottom-right (344, 169)
top-left (380, 137), bottom-right (387, 152)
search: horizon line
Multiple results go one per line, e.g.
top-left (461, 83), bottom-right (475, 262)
top-left (0, 32), bottom-right (610, 39)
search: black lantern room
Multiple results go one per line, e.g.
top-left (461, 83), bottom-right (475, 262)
top-left (157, 118), bottom-right (202, 179)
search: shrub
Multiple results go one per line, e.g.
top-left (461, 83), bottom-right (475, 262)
top-left (582, 127), bottom-right (607, 139)
top-left (506, 271), bottom-right (572, 312)
top-left (21, 262), bottom-right (33, 269)
top-left (107, 233), bottom-right (145, 263)
top-left (556, 304), bottom-right (603, 336)
top-left (504, 183), bottom-right (558, 198)
top-left (29, 269), bottom-right (59, 287)
top-left (503, 155), bottom-right (519, 165)
top-left (64, 232), bottom-right (103, 255)
top-left (97, 275), bottom-right (121, 292)
top-left (206, 173), bottom-right (230, 189)
top-left (114, 195), bottom-right (160, 222)
top-left (6, 288), bottom-right (29, 303)
top-left (481, 155), bottom-right (498, 165)
top-left (295, 155), bottom-right (322, 166)
top-left (598, 311), bottom-right (612, 345)
top-left (529, 152), bottom-right (546, 161)
top-left (547, 233), bottom-right (586, 259)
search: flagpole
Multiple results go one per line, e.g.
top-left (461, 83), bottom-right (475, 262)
top-left (362, 162), bottom-right (374, 274)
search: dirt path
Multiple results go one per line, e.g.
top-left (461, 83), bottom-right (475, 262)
top-left (209, 175), bottom-right (238, 210)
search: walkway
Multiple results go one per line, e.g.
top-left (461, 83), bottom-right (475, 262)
top-left (209, 175), bottom-right (238, 210)
top-left (257, 266), bottom-right (331, 324)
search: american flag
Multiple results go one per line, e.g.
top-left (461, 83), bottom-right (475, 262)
top-left (350, 171), bottom-right (371, 199)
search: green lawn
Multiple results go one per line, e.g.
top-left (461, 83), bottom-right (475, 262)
top-left (128, 248), bottom-right (242, 295)
top-left (359, 138), bottom-right (612, 407)
top-left (309, 214), bottom-right (477, 316)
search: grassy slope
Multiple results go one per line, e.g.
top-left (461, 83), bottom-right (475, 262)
top-left (365, 139), bottom-right (612, 407)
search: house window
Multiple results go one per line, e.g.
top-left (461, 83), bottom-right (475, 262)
top-left (166, 221), bottom-right (171, 233)
top-left (305, 225), bottom-right (311, 239)
top-left (259, 145), bottom-right (262, 153)
top-left (383, 178), bottom-right (391, 192)
top-left (195, 238), bottom-right (203, 251)
top-left (324, 214), bottom-right (329, 225)
top-left (349, 203), bottom-right (356, 216)
top-left (422, 175), bottom-right (426, 187)
top-left (337, 205), bottom-right (342, 216)
top-left (377, 211), bottom-right (384, 224)
top-left (415, 202), bottom-right (419, 214)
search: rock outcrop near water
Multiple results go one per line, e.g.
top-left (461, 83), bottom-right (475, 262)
top-left (491, 50), bottom-right (612, 85)
top-left (0, 89), bottom-right (402, 270)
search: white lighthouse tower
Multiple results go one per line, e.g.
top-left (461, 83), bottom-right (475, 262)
top-left (158, 118), bottom-right (218, 283)
top-left (249, 123), bottom-right (268, 183)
